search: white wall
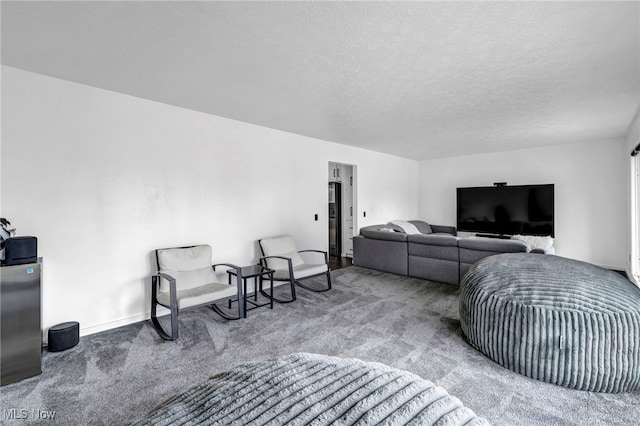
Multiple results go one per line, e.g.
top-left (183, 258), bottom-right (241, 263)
top-left (418, 140), bottom-right (628, 269)
top-left (1, 66), bottom-right (419, 337)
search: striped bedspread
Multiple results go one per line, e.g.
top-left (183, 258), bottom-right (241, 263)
top-left (131, 352), bottom-right (489, 426)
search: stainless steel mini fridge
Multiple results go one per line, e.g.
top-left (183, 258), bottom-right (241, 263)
top-left (1, 260), bottom-right (42, 385)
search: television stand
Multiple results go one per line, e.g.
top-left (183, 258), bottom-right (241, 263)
top-left (475, 233), bottom-right (511, 240)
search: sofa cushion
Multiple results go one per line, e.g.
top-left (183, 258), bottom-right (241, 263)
top-left (408, 234), bottom-right (458, 247)
top-left (409, 257), bottom-right (459, 285)
top-left (353, 235), bottom-right (409, 275)
top-left (458, 237), bottom-right (530, 253)
top-left (409, 243), bottom-right (459, 263)
top-left (430, 224), bottom-right (457, 236)
top-left (360, 226), bottom-right (408, 241)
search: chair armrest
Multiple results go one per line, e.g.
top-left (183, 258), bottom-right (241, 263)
top-left (259, 255), bottom-right (295, 279)
top-left (155, 272), bottom-right (176, 283)
top-left (212, 263), bottom-right (244, 287)
top-left (212, 263), bottom-right (242, 272)
top-left (152, 272), bottom-right (177, 308)
top-left (298, 249), bottom-right (329, 264)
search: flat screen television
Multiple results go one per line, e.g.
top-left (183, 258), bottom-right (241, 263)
top-left (456, 184), bottom-right (554, 237)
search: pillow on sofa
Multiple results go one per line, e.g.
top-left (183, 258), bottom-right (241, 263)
top-left (511, 234), bottom-right (554, 250)
top-left (389, 220), bottom-right (421, 235)
top-left (409, 220), bottom-right (433, 234)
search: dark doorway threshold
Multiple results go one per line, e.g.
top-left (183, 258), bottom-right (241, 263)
top-left (329, 256), bottom-right (352, 271)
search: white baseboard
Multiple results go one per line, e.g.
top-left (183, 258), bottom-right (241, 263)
top-left (77, 313), bottom-right (150, 339)
top-left (42, 310), bottom-right (172, 345)
top-left (42, 314), bottom-right (145, 345)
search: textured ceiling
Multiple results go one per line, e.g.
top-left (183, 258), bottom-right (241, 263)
top-left (2, 1), bottom-right (639, 160)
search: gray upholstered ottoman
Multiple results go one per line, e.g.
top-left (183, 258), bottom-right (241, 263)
top-left (459, 253), bottom-right (640, 393)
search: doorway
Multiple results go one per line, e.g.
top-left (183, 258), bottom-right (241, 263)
top-left (631, 150), bottom-right (640, 284)
top-left (328, 162), bottom-right (356, 269)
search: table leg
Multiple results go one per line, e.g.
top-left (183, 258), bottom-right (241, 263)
top-left (254, 276), bottom-right (258, 301)
top-left (269, 272), bottom-right (274, 309)
top-left (243, 278), bottom-right (247, 318)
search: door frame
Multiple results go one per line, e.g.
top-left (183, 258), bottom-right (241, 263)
top-left (328, 161), bottom-right (357, 258)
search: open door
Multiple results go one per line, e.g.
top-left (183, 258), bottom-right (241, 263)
top-left (328, 162), bottom-right (356, 260)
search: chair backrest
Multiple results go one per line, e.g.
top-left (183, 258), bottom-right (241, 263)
top-left (156, 245), bottom-right (216, 291)
top-left (259, 235), bottom-right (304, 271)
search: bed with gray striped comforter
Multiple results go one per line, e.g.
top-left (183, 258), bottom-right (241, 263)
top-left (131, 352), bottom-right (489, 425)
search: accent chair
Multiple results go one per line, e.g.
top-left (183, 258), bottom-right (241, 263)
top-left (150, 244), bottom-right (244, 341)
top-left (258, 235), bottom-right (332, 303)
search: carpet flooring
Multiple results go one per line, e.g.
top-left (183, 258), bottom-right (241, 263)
top-left (1, 266), bottom-right (638, 425)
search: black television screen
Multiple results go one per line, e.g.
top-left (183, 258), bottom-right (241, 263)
top-left (456, 184), bottom-right (554, 237)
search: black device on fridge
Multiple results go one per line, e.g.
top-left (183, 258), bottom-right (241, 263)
top-left (329, 182), bottom-right (342, 258)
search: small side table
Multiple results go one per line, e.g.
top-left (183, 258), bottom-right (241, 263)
top-left (227, 265), bottom-right (274, 318)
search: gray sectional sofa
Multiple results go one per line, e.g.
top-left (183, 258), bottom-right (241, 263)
top-left (353, 220), bottom-right (538, 285)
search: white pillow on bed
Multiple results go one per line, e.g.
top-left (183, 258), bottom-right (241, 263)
top-left (389, 220), bottom-right (421, 235)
